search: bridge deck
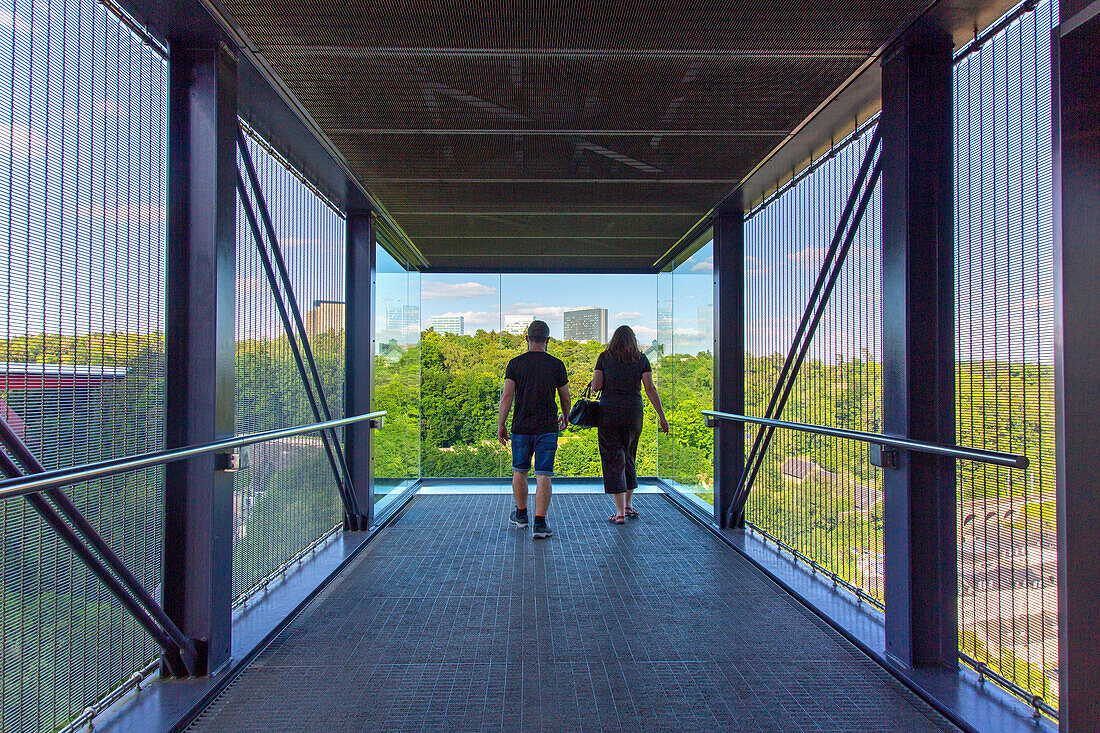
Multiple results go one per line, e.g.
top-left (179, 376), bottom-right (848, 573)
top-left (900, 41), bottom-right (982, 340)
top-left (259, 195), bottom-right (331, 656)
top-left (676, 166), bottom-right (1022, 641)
top-left (188, 491), bottom-right (956, 732)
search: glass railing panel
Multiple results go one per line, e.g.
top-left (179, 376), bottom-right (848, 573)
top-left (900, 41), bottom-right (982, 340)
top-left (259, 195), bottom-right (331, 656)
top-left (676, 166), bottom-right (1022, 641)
top-left (667, 242), bottom-right (715, 506)
top-left (373, 244), bottom-right (419, 499)
top-left (656, 271), bottom-right (675, 480)
top-left (417, 273), bottom-right (504, 478)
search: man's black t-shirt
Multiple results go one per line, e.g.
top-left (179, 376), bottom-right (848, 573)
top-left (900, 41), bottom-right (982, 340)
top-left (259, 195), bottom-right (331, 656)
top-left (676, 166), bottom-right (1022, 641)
top-left (505, 351), bottom-right (568, 435)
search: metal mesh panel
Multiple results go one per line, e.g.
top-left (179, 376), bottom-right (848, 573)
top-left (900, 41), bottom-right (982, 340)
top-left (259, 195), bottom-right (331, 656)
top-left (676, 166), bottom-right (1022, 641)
top-left (0, 0), bottom-right (167, 728)
top-left (743, 125), bottom-right (885, 603)
top-left (735, 0), bottom-right (1060, 713)
top-left (954, 0), bottom-right (1058, 709)
top-left (233, 127), bottom-right (346, 601)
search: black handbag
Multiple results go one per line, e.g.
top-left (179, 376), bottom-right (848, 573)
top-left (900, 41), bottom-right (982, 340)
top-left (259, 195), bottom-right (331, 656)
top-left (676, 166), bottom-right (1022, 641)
top-left (568, 384), bottom-right (600, 428)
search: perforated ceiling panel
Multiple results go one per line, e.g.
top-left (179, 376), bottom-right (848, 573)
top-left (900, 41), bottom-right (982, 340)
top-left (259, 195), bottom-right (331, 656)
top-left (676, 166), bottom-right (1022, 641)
top-left (220, 0), bottom-right (933, 270)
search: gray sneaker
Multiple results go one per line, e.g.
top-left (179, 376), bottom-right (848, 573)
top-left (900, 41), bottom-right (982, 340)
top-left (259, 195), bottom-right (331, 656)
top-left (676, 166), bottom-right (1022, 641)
top-left (532, 522), bottom-right (553, 539)
top-left (510, 509), bottom-right (529, 528)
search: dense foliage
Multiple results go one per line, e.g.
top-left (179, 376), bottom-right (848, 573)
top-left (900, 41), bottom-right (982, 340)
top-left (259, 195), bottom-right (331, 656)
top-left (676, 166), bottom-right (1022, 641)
top-left (374, 330), bottom-right (668, 480)
top-left (0, 327), bottom-right (1059, 715)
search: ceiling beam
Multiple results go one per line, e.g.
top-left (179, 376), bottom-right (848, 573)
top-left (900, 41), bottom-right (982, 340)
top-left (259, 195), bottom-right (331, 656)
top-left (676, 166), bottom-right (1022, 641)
top-left (258, 45), bottom-right (870, 60)
top-left (370, 178), bottom-right (741, 184)
top-left (390, 210), bottom-right (705, 216)
top-left (413, 234), bottom-right (669, 239)
top-left (329, 128), bottom-right (790, 136)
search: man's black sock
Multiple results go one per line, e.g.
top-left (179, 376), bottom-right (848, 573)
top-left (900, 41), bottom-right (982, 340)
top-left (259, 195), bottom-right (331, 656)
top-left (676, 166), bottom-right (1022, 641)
top-left (516, 507), bottom-right (528, 519)
top-left (534, 515), bottom-right (547, 526)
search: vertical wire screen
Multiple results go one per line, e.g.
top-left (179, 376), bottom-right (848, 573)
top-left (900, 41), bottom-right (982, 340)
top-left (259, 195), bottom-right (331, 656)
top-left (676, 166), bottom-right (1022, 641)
top-left (0, 0), bottom-right (167, 729)
top-left (954, 0), bottom-right (1058, 708)
top-left (234, 128), bottom-right (346, 600)
top-left (743, 126), bottom-right (885, 603)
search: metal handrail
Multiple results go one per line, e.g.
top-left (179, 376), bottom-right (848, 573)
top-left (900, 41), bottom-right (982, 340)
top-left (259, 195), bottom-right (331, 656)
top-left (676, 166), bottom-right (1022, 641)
top-left (703, 410), bottom-right (1028, 469)
top-left (0, 411), bottom-right (386, 501)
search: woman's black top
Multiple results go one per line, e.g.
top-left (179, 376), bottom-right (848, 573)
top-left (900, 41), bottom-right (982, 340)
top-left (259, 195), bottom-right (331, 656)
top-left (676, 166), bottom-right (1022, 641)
top-left (595, 351), bottom-right (651, 430)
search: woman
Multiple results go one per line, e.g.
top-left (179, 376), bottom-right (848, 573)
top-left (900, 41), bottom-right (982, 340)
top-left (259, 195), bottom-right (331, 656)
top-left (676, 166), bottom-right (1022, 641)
top-left (591, 325), bottom-right (670, 523)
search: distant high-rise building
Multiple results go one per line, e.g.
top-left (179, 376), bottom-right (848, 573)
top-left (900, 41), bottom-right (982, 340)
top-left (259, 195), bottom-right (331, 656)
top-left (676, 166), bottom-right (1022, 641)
top-left (502, 314), bottom-right (534, 336)
top-left (430, 315), bottom-right (465, 336)
top-left (386, 304), bottom-right (421, 332)
top-left (657, 304), bottom-right (673, 343)
top-left (305, 299), bottom-right (345, 338)
top-left (698, 305), bottom-right (713, 335)
top-left (563, 307), bottom-right (608, 343)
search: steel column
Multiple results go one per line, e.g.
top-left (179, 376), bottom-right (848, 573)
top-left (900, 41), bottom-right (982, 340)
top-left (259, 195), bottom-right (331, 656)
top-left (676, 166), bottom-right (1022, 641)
top-left (163, 41), bottom-right (237, 676)
top-left (880, 32), bottom-right (957, 670)
top-left (1054, 4), bottom-right (1100, 729)
top-left (345, 209), bottom-right (376, 529)
top-left (712, 201), bottom-right (745, 528)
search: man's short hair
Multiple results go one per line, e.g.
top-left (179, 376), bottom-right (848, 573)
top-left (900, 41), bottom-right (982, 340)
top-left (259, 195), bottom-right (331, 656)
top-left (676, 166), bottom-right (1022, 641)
top-left (526, 320), bottom-right (550, 343)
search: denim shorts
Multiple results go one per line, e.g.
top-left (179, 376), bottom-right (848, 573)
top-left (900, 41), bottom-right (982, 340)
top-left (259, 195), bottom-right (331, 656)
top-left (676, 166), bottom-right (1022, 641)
top-left (510, 432), bottom-right (558, 476)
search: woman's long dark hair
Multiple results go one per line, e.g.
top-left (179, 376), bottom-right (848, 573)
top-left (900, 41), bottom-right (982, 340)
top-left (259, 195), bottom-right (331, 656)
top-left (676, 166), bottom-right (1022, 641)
top-left (605, 325), bottom-right (641, 362)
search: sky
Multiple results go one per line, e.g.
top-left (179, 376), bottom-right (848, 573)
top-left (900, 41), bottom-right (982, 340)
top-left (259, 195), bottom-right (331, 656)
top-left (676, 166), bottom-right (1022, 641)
top-left (376, 240), bottom-right (721, 356)
top-left (408, 272), bottom-right (661, 344)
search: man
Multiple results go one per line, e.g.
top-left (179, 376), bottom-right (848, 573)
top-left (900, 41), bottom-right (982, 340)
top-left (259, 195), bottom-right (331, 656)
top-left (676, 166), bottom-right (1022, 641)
top-left (497, 320), bottom-right (570, 539)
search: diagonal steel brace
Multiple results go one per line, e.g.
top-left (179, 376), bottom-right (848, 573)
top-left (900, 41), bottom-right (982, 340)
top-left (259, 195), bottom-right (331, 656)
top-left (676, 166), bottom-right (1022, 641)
top-left (728, 137), bottom-right (883, 527)
top-left (235, 171), bottom-right (361, 522)
top-left (0, 418), bottom-right (199, 676)
top-left (236, 126), bottom-right (364, 527)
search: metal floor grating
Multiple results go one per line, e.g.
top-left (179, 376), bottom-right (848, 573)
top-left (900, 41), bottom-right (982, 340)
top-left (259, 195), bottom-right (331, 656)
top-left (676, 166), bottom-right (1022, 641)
top-left (188, 492), bottom-right (958, 732)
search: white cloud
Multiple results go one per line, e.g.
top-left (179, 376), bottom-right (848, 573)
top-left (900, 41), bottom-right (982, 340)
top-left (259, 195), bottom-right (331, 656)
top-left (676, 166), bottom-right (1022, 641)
top-left (421, 281), bottom-right (498, 300)
top-left (784, 244), bottom-right (877, 269)
top-left (0, 123), bottom-right (45, 159)
top-left (505, 303), bottom-right (575, 321)
top-left (746, 255), bottom-right (771, 276)
top-left (436, 309), bottom-right (500, 330)
top-left (0, 10), bottom-right (31, 31)
top-left (235, 276), bottom-right (265, 295)
top-left (787, 246), bottom-right (827, 265)
top-left (691, 257), bottom-right (713, 272)
top-left (673, 327), bottom-right (708, 340)
top-left (613, 310), bottom-right (644, 321)
top-left (632, 325), bottom-right (657, 342)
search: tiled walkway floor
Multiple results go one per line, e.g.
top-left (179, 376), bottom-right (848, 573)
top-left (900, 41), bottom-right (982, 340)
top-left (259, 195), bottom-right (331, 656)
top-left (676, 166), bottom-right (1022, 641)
top-left (189, 492), bottom-right (957, 732)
